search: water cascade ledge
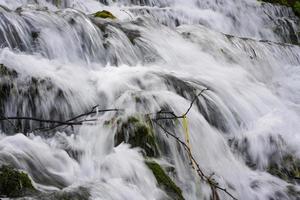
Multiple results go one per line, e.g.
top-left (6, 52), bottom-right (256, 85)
top-left (0, 0), bottom-right (300, 200)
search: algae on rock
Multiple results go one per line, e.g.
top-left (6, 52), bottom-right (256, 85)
top-left (260, 0), bottom-right (300, 17)
top-left (94, 10), bottom-right (116, 19)
top-left (0, 165), bottom-right (36, 197)
top-left (115, 116), bottom-right (159, 157)
top-left (146, 161), bottom-right (184, 200)
top-left (267, 154), bottom-right (300, 184)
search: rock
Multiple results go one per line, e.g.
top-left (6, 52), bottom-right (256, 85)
top-left (114, 116), bottom-right (159, 157)
top-left (0, 64), bottom-right (18, 78)
top-left (36, 186), bottom-right (90, 200)
top-left (145, 161), bottom-right (184, 200)
top-left (267, 154), bottom-right (300, 184)
top-left (294, 1), bottom-right (300, 16)
top-left (260, 0), bottom-right (300, 17)
top-left (0, 64), bottom-right (72, 134)
top-left (93, 10), bottom-right (116, 20)
top-left (0, 165), bottom-right (36, 197)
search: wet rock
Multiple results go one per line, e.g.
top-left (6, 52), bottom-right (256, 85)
top-left (0, 64), bottom-right (18, 78)
top-left (261, 0), bottom-right (300, 17)
top-left (145, 161), bottom-right (184, 200)
top-left (286, 185), bottom-right (300, 199)
top-left (0, 64), bottom-right (72, 134)
top-left (36, 187), bottom-right (90, 200)
top-left (93, 10), bottom-right (116, 20)
top-left (114, 116), bottom-right (159, 157)
top-left (0, 165), bottom-right (36, 198)
top-left (268, 154), bottom-right (300, 184)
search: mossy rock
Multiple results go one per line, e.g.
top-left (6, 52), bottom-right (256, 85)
top-left (54, 0), bottom-right (61, 7)
top-left (146, 161), bottom-right (184, 200)
top-left (115, 116), bottom-right (159, 157)
top-left (267, 154), bottom-right (300, 183)
top-left (0, 165), bottom-right (36, 197)
top-left (260, 0), bottom-right (300, 17)
top-left (93, 10), bottom-right (116, 20)
top-left (0, 64), bottom-right (18, 78)
top-left (294, 1), bottom-right (300, 16)
top-left (0, 64), bottom-right (18, 129)
top-left (0, 64), bottom-right (71, 134)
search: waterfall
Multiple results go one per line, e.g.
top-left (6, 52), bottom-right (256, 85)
top-left (0, 0), bottom-right (300, 199)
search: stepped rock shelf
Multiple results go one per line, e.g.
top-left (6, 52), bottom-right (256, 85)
top-left (0, 0), bottom-right (300, 200)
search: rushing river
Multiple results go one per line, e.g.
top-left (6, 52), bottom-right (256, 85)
top-left (0, 0), bottom-right (300, 199)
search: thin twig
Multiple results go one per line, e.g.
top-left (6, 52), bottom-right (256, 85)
top-left (180, 88), bottom-right (208, 117)
top-left (0, 107), bottom-right (121, 133)
top-left (33, 107), bottom-right (121, 132)
top-left (0, 117), bottom-right (82, 125)
top-left (155, 88), bottom-right (208, 120)
top-left (0, 115), bottom-right (18, 129)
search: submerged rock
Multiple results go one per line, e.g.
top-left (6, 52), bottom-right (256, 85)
top-left (0, 64), bottom-right (73, 134)
top-left (36, 187), bottom-right (90, 200)
top-left (0, 165), bottom-right (36, 198)
top-left (146, 161), bottom-right (184, 200)
top-left (286, 185), bottom-right (300, 199)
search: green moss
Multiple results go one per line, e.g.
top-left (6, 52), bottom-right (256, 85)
top-left (267, 154), bottom-right (300, 183)
top-left (115, 116), bottom-right (159, 157)
top-left (0, 165), bottom-right (35, 197)
top-left (260, 0), bottom-right (289, 6)
top-left (260, 0), bottom-right (300, 17)
top-left (54, 0), bottom-right (61, 7)
top-left (93, 10), bottom-right (116, 20)
top-left (293, 1), bottom-right (300, 15)
top-left (146, 161), bottom-right (184, 200)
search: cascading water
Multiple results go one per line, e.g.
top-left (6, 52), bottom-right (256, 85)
top-left (0, 0), bottom-right (300, 199)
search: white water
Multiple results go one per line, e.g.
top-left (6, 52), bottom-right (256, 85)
top-left (0, 0), bottom-right (300, 199)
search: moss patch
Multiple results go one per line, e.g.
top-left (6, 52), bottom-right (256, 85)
top-left (94, 10), bottom-right (116, 19)
top-left (267, 154), bottom-right (300, 183)
top-left (294, 1), bottom-right (300, 15)
top-left (146, 161), bottom-right (184, 200)
top-left (260, 0), bottom-right (300, 17)
top-left (0, 165), bottom-right (36, 197)
top-left (115, 116), bottom-right (159, 157)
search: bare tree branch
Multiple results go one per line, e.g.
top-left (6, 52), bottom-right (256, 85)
top-left (155, 88), bottom-right (208, 120)
top-left (0, 107), bottom-right (121, 133)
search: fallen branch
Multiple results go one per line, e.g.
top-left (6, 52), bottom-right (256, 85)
top-left (153, 120), bottom-right (237, 200)
top-left (151, 88), bottom-right (237, 200)
top-left (0, 116), bottom-right (83, 125)
top-left (0, 106), bottom-right (121, 133)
